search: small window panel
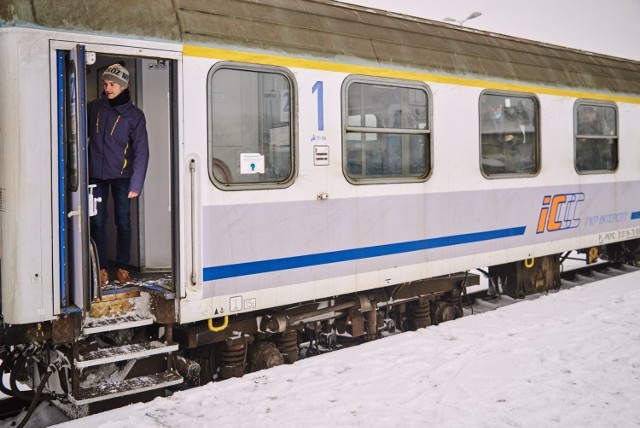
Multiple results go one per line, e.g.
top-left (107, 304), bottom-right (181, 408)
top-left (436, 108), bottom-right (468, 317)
top-left (574, 102), bottom-right (618, 173)
top-left (479, 92), bottom-right (539, 177)
top-left (343, 77), bottom-right (431, 183)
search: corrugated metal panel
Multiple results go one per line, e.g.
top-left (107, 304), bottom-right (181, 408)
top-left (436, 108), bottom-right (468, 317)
top-left (2, 0), bottom-right (639, 95)
top-left (7, 0), bottom-right (182, 40)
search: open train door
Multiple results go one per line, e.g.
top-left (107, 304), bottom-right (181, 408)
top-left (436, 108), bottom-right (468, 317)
top-left (59, 45), bottom-right (92, 311)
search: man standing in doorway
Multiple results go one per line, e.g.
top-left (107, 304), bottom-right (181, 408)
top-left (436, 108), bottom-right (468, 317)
top-left (88, 62), bottom-right (149, 286)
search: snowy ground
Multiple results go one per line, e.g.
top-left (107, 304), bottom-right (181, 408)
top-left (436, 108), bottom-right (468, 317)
top-left (3, 268), bottom-right (640, 427)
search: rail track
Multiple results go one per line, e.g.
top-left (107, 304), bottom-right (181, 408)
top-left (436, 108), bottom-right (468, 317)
top-left (294, 259), bottom-right (640, 359)
top-left (463, 261), bottom-right (639, 315)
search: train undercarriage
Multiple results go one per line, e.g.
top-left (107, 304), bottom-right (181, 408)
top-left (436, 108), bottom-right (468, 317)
top-left (1, 240), bottom-right (639, 421)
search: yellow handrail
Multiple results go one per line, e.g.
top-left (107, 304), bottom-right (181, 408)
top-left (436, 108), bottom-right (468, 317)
top-left (208, 315), bottom-right (229, 332)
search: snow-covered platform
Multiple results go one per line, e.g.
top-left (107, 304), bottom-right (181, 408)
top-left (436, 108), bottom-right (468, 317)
top-left (14, 269), bottom-right (640, 427)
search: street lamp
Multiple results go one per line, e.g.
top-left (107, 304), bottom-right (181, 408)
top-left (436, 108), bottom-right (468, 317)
top-left (443, 11), bottom-right (482, 26)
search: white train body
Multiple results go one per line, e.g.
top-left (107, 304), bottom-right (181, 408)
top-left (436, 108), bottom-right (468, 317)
top-left (1, 26), bottom-right (640, 326)
top-left (182, 50), bottom-right (640, 322)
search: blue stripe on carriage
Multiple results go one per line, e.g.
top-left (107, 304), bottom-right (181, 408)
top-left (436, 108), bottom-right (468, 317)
top-left (203, 226), bottom-right (527, 281)
top-left (631, 211), bottom-right (640, 220)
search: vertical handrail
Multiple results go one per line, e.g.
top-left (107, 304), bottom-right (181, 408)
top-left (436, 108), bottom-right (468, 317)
top-left (189, 159), bottom-right (197, 286)
top-left (90, 239), bottom-right (102, 301)
top-left (88, 184), bottom-right (102, 301)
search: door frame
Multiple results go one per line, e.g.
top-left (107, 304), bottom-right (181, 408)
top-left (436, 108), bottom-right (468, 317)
top-left (50, 39), bottom-right (183, 315)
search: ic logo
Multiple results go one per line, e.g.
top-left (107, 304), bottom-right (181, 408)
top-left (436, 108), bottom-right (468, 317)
top-left (536, 193), bottom-right (585, 233)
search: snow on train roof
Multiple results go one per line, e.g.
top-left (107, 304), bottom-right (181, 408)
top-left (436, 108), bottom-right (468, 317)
top-left (2, 0), bottom-right (640, 95)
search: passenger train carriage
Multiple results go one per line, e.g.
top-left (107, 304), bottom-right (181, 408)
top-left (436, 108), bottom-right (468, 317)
top-left (1, 0), bottom-right (639, 416)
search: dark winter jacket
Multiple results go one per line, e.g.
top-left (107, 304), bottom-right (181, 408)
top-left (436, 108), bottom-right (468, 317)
top-left (87, 92), bottom-right (149, 194)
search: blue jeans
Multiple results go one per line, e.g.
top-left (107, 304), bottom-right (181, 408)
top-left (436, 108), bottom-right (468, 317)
top-left (90, 178), bottom-right (132, 270)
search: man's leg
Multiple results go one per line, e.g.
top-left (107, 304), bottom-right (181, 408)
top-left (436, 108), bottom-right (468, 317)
top-left (112, 179), bottom-right (132, 268)
top-left (112, 179), bottom-right (132, 283)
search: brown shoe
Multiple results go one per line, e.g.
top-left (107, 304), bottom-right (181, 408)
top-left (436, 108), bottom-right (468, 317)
top-left (116, 268), bottom-right (132, 284)
top-left (100, 269), bottom-right (109, 287)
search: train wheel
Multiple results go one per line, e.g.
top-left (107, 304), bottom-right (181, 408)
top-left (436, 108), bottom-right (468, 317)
top-left (248, 340), bottom-right (284, 372)
top-left (432, 301), bottom-right (456, 325)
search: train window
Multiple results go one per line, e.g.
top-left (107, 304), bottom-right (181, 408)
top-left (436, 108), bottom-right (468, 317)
top-left (574, 101), bottom-right (618, 173)
top-left (208, 64), bottom-right (295, 188)
top-left (342, 77), bottom-right (430, 183)
top-left (479, 92), bottom-right (539, 177)
top-left (66, 59), bottom-right (79, 191)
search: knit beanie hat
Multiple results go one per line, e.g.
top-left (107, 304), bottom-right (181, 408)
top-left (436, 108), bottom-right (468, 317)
top-left (102, 64), bottom-right (129, 89)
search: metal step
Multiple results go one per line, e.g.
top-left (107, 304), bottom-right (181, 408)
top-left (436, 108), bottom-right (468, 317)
top-left (70, 371), bottom-right (183, 405)
top-left (83, 314), bottom-right (154, 335)
top-left (75, 341), bottom-right (179, 369)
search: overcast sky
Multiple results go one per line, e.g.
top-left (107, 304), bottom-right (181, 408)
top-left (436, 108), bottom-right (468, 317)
top-left (341, 0), bottom-right (640, 61)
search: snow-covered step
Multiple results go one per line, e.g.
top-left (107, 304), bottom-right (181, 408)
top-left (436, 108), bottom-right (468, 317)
top-left (70, 371), bottom-right (183, 405)
top-left (82, 314), bottom-right (154, 335)
top-left (75, 341), bottom-right (179, 369)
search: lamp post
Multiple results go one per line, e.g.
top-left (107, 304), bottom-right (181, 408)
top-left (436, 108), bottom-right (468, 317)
top-left (443, 11), bottom-right (482, 26)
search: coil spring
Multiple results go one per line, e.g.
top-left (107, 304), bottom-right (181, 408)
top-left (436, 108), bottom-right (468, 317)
top-left (409, 298), bottom-right (432, 330)
top-left (219, 338), bottom-right (246, 380)
top-left (273, 330), bottom-right (299, 364)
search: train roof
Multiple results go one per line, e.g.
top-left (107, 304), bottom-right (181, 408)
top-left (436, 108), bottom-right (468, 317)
top-left (2, 0), bottom-right (639, 96)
